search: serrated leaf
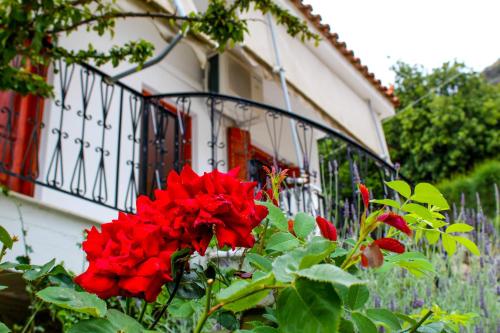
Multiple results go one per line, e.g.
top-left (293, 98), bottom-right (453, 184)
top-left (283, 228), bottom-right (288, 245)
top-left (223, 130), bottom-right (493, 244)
top-left (272, 239), bottom-right (335, 283)
top-left (412, 183), bottom-right (449, 210)
top-left (454, 236), bottom-right (480, 256)
top-left (351, 312), bottom-right (377, 333)
top-left (67, 319), bottom-right (115, 333)
top-left (445, 223), bottom-right (473, 233)
top-left (339, 318), bottom-right (355, 333)
top-left (23, 259), bottom-right (55, 281)
top-left (276, 278), bottom-right (341, 333)
top-left (0, 321), bottom-right (10, 333)
top-left (370, 199), bottom-right (401, 209)
top-left (293, 212), bottom-right (315, 239)
top-left (106, 309), bottom-right (144, 333)
top-left (0, 226), bottom-right (13, 249)
top-left (365, 308), bottom-right (402, 330)
top-left (401, 203), bottom-right (434, 220)
top-left (425, 230), bottom-right (440, 245)
top-left (217, 273), bottom-right (274, 312)
top-left (246, 253), bottom-right (272, 272)
top-left (37, 287), bottom-right (107, 317)
top-left (258, 202), bottom-right (287, 231)
top-left (266, 232), bottom-right (299, 252)
top-left (385, 180), bottom-right (411, 198)
top-left (337, 284), bottom-right (370, 310)
top-left (442, 234), bottom-right (457, 256)
top-left (296, 264), bottom-right (366, 288)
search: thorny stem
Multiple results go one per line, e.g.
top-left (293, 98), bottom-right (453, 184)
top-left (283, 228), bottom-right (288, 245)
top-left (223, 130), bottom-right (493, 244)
top-left (409, 310), bottom-right (433, 333)
top-left (257, 218), bottom-right (270, 254)
top-left (149, 266), bottom-right (185, 330)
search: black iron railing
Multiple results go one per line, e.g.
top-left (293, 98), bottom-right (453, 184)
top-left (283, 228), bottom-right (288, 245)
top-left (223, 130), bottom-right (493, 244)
top-left (0, 61), bottom-right (401, 223)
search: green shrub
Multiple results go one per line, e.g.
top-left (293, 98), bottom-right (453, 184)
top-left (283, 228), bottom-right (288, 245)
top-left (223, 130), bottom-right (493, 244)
top-left (437, 159), bottom-right (500, 217)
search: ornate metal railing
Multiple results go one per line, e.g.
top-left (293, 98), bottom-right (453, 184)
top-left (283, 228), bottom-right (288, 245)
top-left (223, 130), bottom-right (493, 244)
top-left (0, 62), bottom-right (402, 224)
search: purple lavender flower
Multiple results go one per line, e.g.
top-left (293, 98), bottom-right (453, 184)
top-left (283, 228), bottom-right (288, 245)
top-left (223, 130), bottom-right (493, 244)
top-left (373, 294), bottom-right (381, 308)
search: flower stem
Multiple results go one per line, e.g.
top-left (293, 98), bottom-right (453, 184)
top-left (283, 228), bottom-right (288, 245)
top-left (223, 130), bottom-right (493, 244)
top-left (340, 233), bottom-right (366, 270)
top-left (138, 301), bottom-right (148, 324)
top-left (149, 267), bottom-right (185, 330)
top-left (193, 278), bottom-right (214, 333)
top-left (20, 302), bottom-right (41, 333)
top-left (409, 310), bottom-right (433, 333)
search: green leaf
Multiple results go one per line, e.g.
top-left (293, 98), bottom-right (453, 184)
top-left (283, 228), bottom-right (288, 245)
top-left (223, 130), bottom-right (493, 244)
top-left (395, 312), bottom-right (417, 326)
top-left (272, 239), bottom-right (336, 283)
top-left (258, 201), bottom-right (288, 231)
top-left (293, 212), bottom-right (315, 239)
top-left (365, 308), bottom-right (402, 330)
top-left (36, 287), bottom-right (107, 317)
top-left (381, 252), bottom-right (436, 277)
top-left (217, 273), bottom-right (274, 312)
top-left (351, 312), bottom-right (377, 333)
top-left (276, 278), bottom-right (341, 333)
top-left (251, 327), bottom-right (279, 333)
top-left (298, 237), bottom-right (336, 269)
top-left (0, 321), bottom-right (10, 333)
top-left (385, 180), bottom-right (411, 198)
top-left (344, 284), bottom-right (370, 310)
top-left (296, 264), bottom-right (366, 288)
top-left (370, 199), bottom-right (401, 209)
top-left (445, 223), bottom-right (473, 233)
top-left (425, 230), bottom-right (440, 245)
top-left (412, 183), bottom-right (449, 210)
top-left (416, 322), bottom-right (445, 333)
top-left (336, 284), bottom-right (370, 311)
top-left (246, 253), bottom-right (272, 272)
top-left (266, 232), bottom-right (299, 252)
top-left (454, 236), bottom-right (480, 256)
top-left (339, 318), bottom-right (355, 333)
top-left (67, 319), bottom-right (116, 333)
top-left (23, 259), bottom-right (56, 281)
top-left (105, 309), bottom-right (144, 333)
top-left (442, 234), bottom-right (457, 256)
top-left (401, 203), bottom-right (435, 220)
top-left (0, 226), bottom-right (13, 249)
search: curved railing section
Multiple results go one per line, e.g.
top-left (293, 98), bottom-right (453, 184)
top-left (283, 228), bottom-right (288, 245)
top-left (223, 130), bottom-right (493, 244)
top-left (0, 62), bottom-right (403, 228)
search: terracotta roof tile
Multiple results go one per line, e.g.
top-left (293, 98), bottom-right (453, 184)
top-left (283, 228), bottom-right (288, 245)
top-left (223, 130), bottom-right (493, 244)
top-left (290, 0), bottom-right (399, 106)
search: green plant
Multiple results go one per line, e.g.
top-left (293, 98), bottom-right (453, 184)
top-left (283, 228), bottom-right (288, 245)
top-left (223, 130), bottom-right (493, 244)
top-left (437, 159), bottom-right (500, 219)
top-left (384, 61), bottom-right (500, 183)
top-left (0, 171), bottom-right (481, 332)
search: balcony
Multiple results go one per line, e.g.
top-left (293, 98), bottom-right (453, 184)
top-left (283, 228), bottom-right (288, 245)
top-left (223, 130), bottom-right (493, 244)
top-left (0, 61), bottom-right (400, 224)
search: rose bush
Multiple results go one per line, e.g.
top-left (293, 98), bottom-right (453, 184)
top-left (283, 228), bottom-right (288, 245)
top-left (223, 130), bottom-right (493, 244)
top-left (0, 167), bottom-right (480, 333)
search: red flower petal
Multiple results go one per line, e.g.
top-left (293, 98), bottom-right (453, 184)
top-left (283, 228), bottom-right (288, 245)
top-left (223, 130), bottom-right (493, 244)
top-left (315, 216), bottom-right (337, 241)
top-left (288, 220), bottom-right (296, 236)
top-left (373, 238), bottom-right (405, 254)
top-left (377, 212), bottom-right (412, 236)
top-left (358, 183), bottom-right (370, 209)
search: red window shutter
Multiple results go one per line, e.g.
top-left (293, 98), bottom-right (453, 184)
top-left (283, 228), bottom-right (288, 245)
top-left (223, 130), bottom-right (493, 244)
top-left (0, 62), bottom-right (47, 196)
top-left (227, 127), bottom-right (251, 179)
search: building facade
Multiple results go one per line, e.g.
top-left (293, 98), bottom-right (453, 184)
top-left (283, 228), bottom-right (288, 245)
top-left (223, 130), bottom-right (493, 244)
top-left (0, 0), bottom-right (398, 273)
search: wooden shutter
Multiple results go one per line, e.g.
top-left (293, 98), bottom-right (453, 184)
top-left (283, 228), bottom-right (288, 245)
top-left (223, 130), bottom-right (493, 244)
top-left (227, 127), bottom-right (251, 179)
top-left (0, 62), bottom-right (47, 196)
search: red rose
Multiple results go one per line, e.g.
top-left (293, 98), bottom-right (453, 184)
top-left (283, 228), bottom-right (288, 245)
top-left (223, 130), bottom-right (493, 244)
top-left (315, 216), bottom-right (337, 241)
top-left (75, 213), bottom-right (181, 302)
top-left (76, 165), bottom-right (268, 301)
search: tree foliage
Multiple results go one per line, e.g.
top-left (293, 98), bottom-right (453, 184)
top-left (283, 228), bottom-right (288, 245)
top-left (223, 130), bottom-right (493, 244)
top-left (384, 61), bottom-right (500, 182)
top-left (0, 0), bottom-right (319, 97)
